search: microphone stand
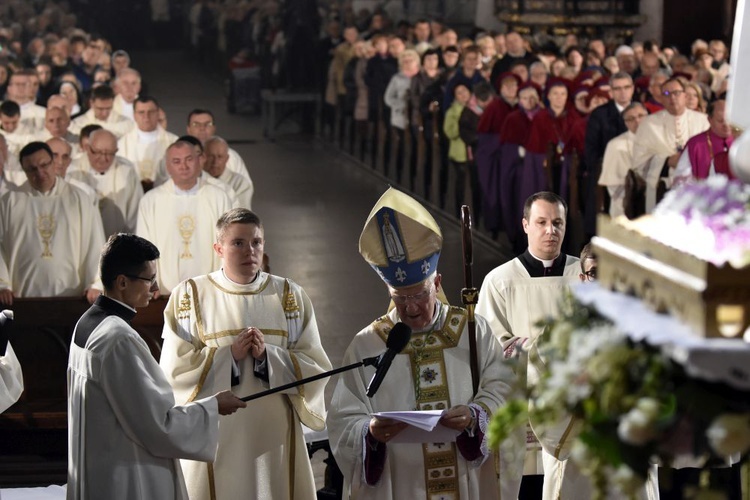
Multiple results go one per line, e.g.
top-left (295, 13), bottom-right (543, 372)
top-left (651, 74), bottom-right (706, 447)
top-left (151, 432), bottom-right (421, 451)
top-left (241, 355), bottom-right (380, 402)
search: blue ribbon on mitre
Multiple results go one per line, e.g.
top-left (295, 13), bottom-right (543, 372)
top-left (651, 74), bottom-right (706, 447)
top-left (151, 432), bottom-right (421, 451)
top-left (359, 188), bottom-right (443, 289)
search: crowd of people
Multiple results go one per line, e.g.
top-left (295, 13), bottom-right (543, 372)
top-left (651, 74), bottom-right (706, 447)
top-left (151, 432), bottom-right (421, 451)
top-left (310, 7), bottom-right (734, 254)
top-left (0, 2), bottom-right (741, 499)
top-left (0, 3), bottom-right (257, 305)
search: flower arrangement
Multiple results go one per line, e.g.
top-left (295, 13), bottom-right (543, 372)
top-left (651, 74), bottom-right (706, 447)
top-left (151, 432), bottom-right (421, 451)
top-left (650, 176), bottom-right (750, 268)
top-left (488, 293), bottom-right (750, 498)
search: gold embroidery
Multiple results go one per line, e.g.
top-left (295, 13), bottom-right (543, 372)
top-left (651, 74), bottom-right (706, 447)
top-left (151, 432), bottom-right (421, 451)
top-left (207, 462), bottom-right (217, 500)
top-left (288, 403), bottom-right (297, 500)
top-left (177, 292), bottom-right (191, 319)
top-left (37, 214), bottom-right (56, 258)
top-left (283, 279), bottom-right (300, 314)
top-left (290, 353), bottom-right (305, 398)
top-left (178, 214), bottom-right (195, 258)
top-left (200, 328), bottom-right (288, 343)
top-left (186, 347), bottom-right (216, 403)
top-left (187, 279), bottom-right (205, 344)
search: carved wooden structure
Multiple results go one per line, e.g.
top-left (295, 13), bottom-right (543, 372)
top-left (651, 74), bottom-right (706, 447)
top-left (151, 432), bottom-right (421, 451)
top-left (593, 216), bottom-right (750, 339)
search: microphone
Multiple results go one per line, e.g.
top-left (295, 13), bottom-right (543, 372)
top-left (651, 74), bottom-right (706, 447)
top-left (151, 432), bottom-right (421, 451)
top-left (0, 309), bottom-right (14, 357)
top-left (366, 322), bottom-right (412, 398)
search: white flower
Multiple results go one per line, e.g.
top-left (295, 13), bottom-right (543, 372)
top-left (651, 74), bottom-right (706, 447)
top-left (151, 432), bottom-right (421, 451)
top-left (634, 398), bottom-right (660, 421)
top-left (706, 413), bottom-right (750, 456)
top-left (617, 398), bottom-right (660, 446)
top-left (611, 464), bottom-right (645, 497)
top-left (570, 440), bottom-right (593, 467)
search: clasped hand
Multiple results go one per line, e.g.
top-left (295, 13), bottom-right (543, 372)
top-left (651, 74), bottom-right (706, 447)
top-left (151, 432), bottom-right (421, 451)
top-left (231, 327), bottom-right (267, 361)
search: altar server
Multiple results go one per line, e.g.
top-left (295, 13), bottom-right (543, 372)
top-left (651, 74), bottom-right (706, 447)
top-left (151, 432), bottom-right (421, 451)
top-left (159, 208), bottom-right (331, 500)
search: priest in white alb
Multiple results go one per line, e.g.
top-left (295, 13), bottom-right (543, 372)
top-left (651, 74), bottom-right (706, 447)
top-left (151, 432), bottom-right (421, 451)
top-left (67, 233), bottom-right (246, 500)
top-left (34, 106), bottom-right (81, 156)
top-left (118, 96), bottom-right (178, 190)
top-left (204, 136), bottom-right (254, 208)
top-left (598, 103), bottom-right (648, 218)
top-left (6, 70), bottom-right (46, 133)
top-left (476, 192), bottom-right (581, 499)
top-left (159, 208), bottom-right (331, 500)
top-left (68, 129), bottom-right (143, 235)
top-left (632, 77), bottom-right (709, 211)
top-left (70, 85), bottom-right (134, 139)
top-left (1, 100), bottom-right (36, 159)
top-left (136, 139), bottom-right (233, 292)
top-left (184, 109), bottom-right (253, 183)
top-left (0, 142), bottom-right (104, 306)
top-left (112, 68), bottom-right (141, 121)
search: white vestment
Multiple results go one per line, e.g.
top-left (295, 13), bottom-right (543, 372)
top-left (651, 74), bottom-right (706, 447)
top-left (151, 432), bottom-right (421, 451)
top-left (70, 109), bottom-right (135, 139)
top-left (0, 175), bottom-right (16, 197)
top-left (477, 255), bottom-right (659, 499)
top-left (136, 179), bottom-right (233, 292)
top-left (216, 168), bottom-right (253, 208)
top-left (0, 128), bottom-right (36, 158)
top-left (632, 109), bottom-right (709, 211)
top-left (3, 155), bottom-right (24, 186)
top-left (227, 148), bottom-right (252, 182)
top-left (112, 95), bottom-right (135, 121)
top-left (202, 174), bottom-right (239, 206)
top-left (67, 297), bottom-right (220, 500)
top-left (476, 254), bottom-right (580, 497)
top-left (599, 131), bottom-right (635, 218)
top-left (159, 270), bottom-right (332, 500)
top-left (0, 343), bottom-right (23, 413)
top-left (118, 127), bottom-right (178, 182)
top-left (20, 102), bottom-right (47, 133)
top-left (68, 155), bottom-right (144, 235)
top-left (327, 303), bottom-right (512, 500)
top-left (0, 178), bottom-right (105, 297)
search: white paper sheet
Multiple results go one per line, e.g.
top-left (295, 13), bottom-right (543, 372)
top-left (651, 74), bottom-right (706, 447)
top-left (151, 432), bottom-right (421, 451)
top-left (371, 410), bottom-right (462, 443)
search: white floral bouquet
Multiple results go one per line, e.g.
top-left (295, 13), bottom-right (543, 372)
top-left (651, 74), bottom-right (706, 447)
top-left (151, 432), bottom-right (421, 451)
top-left (488, 294), bottom-right (750, 498)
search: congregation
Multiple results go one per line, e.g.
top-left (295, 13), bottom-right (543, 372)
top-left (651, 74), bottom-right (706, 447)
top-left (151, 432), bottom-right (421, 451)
top-left (294, 4), bottom-right (735, 254)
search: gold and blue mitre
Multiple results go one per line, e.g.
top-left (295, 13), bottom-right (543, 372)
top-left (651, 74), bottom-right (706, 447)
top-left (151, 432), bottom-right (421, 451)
top-left (359, 188), bottom-right (442, 288)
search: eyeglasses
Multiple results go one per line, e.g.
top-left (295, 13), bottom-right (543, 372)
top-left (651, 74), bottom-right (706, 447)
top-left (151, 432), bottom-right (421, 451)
top-left (390, 285), bottom-right (434, 305)
top-left (90, 148), bottom-right (117, 158)
top-left (611, 84), bottom-right (633, 91)
top-left (583, 269), bottom-right (597, 282)
top-left (662, 89), bottom-right (684, 98)
top-left (125, 274), bottom-right (158, 287)
top-left (189, 121), bottom-right (214, 129)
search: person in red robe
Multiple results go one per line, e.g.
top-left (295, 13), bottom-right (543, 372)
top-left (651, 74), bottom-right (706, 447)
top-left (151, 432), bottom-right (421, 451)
top-left (498, 82), bottom-right (542, 253)
top-left (475, 72), bottom-right (521, 233)
top-left (522, 79), bottom-right (582, 206)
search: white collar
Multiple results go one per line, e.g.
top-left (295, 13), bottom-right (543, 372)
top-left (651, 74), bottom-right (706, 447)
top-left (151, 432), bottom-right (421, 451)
top-left (527, 248), bottom-right (558, 268)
